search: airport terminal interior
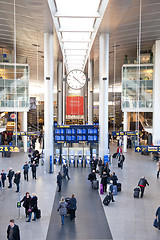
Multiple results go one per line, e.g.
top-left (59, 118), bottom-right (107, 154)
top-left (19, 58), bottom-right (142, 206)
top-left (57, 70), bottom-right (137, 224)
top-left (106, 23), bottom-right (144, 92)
top-left (1, 0), bottom-right (160, 239)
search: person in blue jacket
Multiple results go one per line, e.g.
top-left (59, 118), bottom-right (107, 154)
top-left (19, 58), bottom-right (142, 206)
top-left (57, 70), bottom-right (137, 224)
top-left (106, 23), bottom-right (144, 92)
top-left (155, 207), bottom-right (160, 229)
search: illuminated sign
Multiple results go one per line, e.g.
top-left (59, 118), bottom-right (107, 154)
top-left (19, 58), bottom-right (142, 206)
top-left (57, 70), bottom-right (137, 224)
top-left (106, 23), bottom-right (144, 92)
top-left (112, 131), bottom-right (138, 136)
top-left (0, 146), bottom-right (20, 152)
top-left (135, 146), bottom-right (160, 152)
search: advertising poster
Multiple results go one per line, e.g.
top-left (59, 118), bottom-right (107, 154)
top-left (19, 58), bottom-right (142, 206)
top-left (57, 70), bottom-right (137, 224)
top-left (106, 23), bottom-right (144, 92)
top-left (66, 96), bottom-right (84, 115)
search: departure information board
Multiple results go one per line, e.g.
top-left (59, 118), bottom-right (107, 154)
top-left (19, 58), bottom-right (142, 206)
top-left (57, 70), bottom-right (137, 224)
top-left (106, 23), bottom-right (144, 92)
top-left (54, 125), bottom-right (99, 143)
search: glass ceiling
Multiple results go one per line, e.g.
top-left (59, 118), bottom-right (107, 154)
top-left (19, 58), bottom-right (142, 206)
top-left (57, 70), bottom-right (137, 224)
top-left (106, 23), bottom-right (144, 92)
top-left (54, 0), bottom-right (107, 73)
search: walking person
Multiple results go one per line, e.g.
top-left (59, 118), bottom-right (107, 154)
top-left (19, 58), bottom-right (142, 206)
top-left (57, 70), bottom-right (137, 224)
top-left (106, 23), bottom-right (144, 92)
top-left (14, 171), bottom-right (21, 193)
top-left (98, 157), bottom-right (102, 172)
top-left (111, 172), bottom-right (118, 185)
top-left (68, 194), bottom-right (77, 221)
top-left (1, 169), bottom-right (7, 188)
top-left (23, 162), bottom-right (29, 181)
top-left (138, 176), bottom-right (149, 198)
top-left (30, 161), bottom-right (37, 179)
top-left (20, 192), bottom-right (31, 218)
top-left (57, 172), bottom-right (62, 192)
top-left (7, 168), bottom-right (14, 188)
top-left (63, 163), bottom-right (70, 180)
top-left (26, 193), bottom-right (38, 222)
top-left (57, 197), bottom-right (67, 225)
top-left (157, 161), bottom-right (160, 178)
top-left (118, 153), bottom-right (125, 169)
top-left (7, 219), bottom-right (20, 240)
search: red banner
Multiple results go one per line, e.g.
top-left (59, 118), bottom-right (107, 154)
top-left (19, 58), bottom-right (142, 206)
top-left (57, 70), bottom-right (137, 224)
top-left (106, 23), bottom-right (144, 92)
top-left (66, 96), bottom-right (84, 115)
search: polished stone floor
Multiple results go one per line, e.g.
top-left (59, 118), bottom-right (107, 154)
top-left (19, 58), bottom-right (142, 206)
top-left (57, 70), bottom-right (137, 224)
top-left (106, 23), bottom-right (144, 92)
top-left (0, 142), bottom-right (160, 240)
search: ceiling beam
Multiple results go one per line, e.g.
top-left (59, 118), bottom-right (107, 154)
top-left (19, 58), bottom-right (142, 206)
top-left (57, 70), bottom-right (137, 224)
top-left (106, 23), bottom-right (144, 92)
top-left (58, 28), bottom-right (95, 32)
top-left (54, 11), bottom-right (100, 18)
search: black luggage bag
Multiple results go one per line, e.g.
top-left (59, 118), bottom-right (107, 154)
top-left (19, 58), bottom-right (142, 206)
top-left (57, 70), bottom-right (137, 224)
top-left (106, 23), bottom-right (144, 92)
top-left (118, 162), bottom-right (122, 168)
top-left (103, 195), bottom-right (111, 206)
top-left (92, 180), bottom-right (99, 189)
top-left (117, 183), bottom-right (121, 192)
top-left (113, 153), bottom-right (118, 158)
top-left (36, 209), bottom-right (41, 219)
top-left (134, 187), bottom-right (140, 198)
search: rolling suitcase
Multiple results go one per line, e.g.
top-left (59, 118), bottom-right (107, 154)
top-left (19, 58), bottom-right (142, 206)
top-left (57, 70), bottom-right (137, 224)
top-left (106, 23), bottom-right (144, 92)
top-left (134, 187), bottom-right (140, 198)
top-left (36, 209), bottom-right (41, 219)
top-left (100, 184), bottom-right (103, 194)
top-left (118, 162), bottom-right (122, 168)
top-left (117, 183), bottom-right (122, 192)
top-left (92, 180), bottom-right (99, 189)
top-left (103, 195), bottom-right (111, 206)
top-left (113, 185), bottom-right (117, 195)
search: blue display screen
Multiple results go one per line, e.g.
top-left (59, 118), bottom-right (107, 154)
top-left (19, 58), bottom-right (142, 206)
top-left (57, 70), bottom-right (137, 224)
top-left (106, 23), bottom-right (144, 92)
top-left (55, 129), bottom-right (64, 134)
top-left (88, 129), bottom-right (98, 134)
top-left (66, 129), bottom-right (76, 134)
top-left (77, 129), bottom-right (83, 134)
top-left (55, 135), bottom-right (65, 141)
top-left (77, 135), bottom-right (86, 141)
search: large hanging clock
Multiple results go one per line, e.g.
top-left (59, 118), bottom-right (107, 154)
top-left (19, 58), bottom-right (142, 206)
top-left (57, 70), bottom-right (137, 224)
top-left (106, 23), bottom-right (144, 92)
top-left (67, 69), bottom-right (86, 90)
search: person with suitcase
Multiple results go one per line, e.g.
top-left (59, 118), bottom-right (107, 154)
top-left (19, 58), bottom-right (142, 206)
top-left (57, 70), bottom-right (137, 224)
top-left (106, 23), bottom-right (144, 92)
top-left (118, 153), bottom-right (125, 169)
top-left (26, 193), bottom-right (38, 222)
top-left (101, 171), bottom-right (108, 193)
top-left (107, 180), bottom-right (115, 202)
top-left (138, 176), bottom-right (149, 198)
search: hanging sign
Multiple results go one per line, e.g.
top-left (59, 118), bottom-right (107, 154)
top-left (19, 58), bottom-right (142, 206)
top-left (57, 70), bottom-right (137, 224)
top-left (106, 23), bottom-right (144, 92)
top-left (13, 131), bottom-right (40, 136)
top-left (66, 96), bottom-right (84, 115)
top-left (112, 131), bottom-right (138, 136)
top-left (0, 146), bottom-right (20, 152)
top-left (135, 145), bottom-right (160, 153)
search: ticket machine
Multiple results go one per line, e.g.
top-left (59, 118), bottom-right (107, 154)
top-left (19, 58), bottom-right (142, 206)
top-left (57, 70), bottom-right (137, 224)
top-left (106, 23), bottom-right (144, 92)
top-left (62, 149), bottom-right (67, 165)
top-left (77, 150), bottom-right (83, 167)
top-left (55, 149), bottom-right (60, 165)
top-left (69, 150), bottom-right (75, 167)
top-left (86, 150), bottom-right (91, 167)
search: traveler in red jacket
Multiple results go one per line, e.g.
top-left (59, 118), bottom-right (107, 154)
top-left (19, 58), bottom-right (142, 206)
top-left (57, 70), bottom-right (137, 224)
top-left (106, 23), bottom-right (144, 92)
top-left (138, 176), bottom-right (149, 198)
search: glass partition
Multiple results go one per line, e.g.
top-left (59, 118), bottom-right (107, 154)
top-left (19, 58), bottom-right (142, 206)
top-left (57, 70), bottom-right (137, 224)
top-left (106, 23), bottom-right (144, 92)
top-left (0, 63), bottom-right (29, 108)
top-left (122, 64), bottom-right (153, 111)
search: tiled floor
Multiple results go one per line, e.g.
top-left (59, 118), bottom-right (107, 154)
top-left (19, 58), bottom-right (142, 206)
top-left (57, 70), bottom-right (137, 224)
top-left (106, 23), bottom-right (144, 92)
top-left (0, 142), bottom-right (160, 240)
top-left (0, 150), bottom-right (60, 240)
top-left (99, 142), bottom-right (160, 240)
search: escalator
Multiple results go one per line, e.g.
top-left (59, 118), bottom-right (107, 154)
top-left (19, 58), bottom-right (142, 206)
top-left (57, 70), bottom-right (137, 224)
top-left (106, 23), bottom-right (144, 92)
top-left (139, 113), bottom-right (152, 133)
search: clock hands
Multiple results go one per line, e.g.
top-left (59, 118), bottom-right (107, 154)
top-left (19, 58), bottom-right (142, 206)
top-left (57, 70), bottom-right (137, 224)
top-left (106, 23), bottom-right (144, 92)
top-left (73, 76), bottom-right (83, 86)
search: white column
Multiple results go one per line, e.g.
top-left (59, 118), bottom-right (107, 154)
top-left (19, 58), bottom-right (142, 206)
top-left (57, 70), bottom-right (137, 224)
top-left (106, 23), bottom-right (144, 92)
top-left (22, 111), bottom-right (27, 153)
top-left (44, 32), bottom-right (54, 173)
top-left (62, 60), bottom-right (66, 125)
top-left (99, 34), bottom-right (109, 158)
top-left (88, 59), bottom-right (93, 125)
top-left (123, 111), bottom-right (127, 153)
top-left (153, 40), bottom-right (160, 145)
top-left (57, 61), bottom-right (63, 125)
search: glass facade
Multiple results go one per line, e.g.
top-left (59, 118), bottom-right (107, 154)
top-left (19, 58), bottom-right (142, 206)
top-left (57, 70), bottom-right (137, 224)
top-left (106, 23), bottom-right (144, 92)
top-left (122, 64), bottom-right (153, 111)
top-left (0, 63), bottom-right (29, 108)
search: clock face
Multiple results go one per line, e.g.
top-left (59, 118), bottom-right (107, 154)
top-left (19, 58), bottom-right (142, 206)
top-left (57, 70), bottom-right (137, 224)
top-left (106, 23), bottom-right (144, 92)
top-left (67, 69), bottom-right (86, 90)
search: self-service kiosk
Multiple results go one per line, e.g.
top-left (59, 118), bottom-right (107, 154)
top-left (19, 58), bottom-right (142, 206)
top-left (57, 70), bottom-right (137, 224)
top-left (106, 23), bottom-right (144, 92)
top-left (55, 149), bottom-right (60, 165)
top-left (77, 150), bottom-right (83, 167)
top-left (62, 149), bottom-right (67, 165)
top-left (86, 150), bottom-right (91, 167)
top-left (69, 150), bottom-right (75, 167)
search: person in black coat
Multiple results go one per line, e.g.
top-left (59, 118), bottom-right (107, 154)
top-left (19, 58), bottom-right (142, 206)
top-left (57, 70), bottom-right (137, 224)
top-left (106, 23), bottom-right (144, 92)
top-left (20, 192), bottom-right (31, 217)
top-left (155, 207), bottom-right (160, 230)
top-left (7, 219), bottom-right (20, 240)
top-left (30, 161), bottom-right (37, 179)
top-left (1, 169), bottom-right (6, 188)
top-left (63, 163), bottom-right (70, 180)
top-left (68, 194), bottom-right (77, 221)
top-left (14, 171), bottom-right (21, 192)
top-left (23, 162), bottom-right (29, 181)
top-left (88, 170), bottom-right (96, 183)
top-left (118, 153), bottom-right (125, 169)
top-left (7, 168), bottom-right (14, 188)
top-left (138, 176), bottom-right (149, 198)
top-left (57, 172), bottom-right (62, 192)
top-left (26, 193), bottom-right (38, 222)
top-left (101, 171), bottom-right (108, 192)
top-left (111, 172), bottom-right (118, 185)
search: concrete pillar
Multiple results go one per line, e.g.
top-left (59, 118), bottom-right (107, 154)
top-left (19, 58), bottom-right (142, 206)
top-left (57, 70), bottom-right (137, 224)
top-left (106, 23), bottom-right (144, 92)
top-left (127, 112), bottom-right (130, 131)
top-left (99, 34), bottom-right (109, 158)
top-left (57, 61), bottom-right (63, 125)
top-left (123, 111), bottom-right (127, 153)
top-left (44, 32), bottom-right (54, 173)
top-left (88, 59), bottom-right (93, 125)
top-left (22, 111), bottom-right (27, 153)
top-left (153, 40), bottom-right (160, 145)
